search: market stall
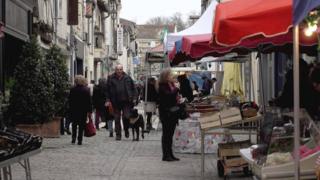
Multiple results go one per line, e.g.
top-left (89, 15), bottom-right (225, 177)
top-left (167, 0), bottom-right (320, 179)
top-left (239, 109), bottom-right (320, 179)
top-left (0, 100), bottom-right (42, 180)
top-left (208, 0), bottom-right (320, 179)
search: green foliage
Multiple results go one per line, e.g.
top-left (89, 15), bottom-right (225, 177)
top-left (8, 37), bottom-right (55, 124)
top-left (45, 45), bottom-right (70, 116)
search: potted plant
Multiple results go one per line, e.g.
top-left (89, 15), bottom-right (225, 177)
top-left (7, 37), bottom-right (57, 137)
top-left (45, 45), bottom-right (70, 133)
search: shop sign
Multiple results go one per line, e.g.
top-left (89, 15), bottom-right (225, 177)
top-left (133, 56), bottom-right (140, 65)
top-left (85, 0), bottom-right (93, 18)
top-left (146, 52), bottom-right (165, 63)
top-left (117, 26), bottom-right (123, 55)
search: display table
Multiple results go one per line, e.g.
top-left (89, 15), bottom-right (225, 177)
top-left (239, 147), bottom-right (318, 179)
top-left (0, 148), bottom-right (41, 180)
top-left (199, 107), bottom-right (262, 180)
top-left (173, 119), bottom-right (225, 154)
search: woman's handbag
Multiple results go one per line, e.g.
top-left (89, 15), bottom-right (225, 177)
top-left (168, 103), bottom-right (188, 120)
top-left (84, 115), bottom-right (96, 137)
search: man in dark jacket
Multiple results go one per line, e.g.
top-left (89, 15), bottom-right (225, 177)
top-left (92, 78), bottom-right (107, 130)
top-left (105, 64), bottom-right (137, 140)
top-left (201, 76), bottom-right (212, 96)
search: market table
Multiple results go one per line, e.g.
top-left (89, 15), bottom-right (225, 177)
top-left (238, 110), bottom-right (320, 180)
top-left (0, 148), bottom-right (41, 180)
top-left (239, 148), bottom-right (318, 179)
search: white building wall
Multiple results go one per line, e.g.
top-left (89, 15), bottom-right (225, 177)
top-left (56, 0), bottom-right (69, 41)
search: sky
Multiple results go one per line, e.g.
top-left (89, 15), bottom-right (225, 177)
top-left (120, 0), bottom-right (201, 24)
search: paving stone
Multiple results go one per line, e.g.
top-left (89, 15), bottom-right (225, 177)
top-left (8, 105), bottom-right (253, 180)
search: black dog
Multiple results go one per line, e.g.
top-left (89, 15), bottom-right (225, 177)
top-left (129, 109), bottom-right (145, 141)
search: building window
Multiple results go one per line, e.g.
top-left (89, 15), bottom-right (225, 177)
top-left (95, 36), bottom-right (99, 48)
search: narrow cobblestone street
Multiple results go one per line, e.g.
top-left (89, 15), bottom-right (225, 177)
top-left (10, 117), bottom-right (253, 180)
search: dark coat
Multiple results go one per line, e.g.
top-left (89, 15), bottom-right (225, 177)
top-left (178, 77), bottom-right (193, 102)
top-left (106, 73), bottom-right (137, 108)
top-left (92, 84), bottom-right (106, 111)
top-left (142, 83), bottom-right (158, 102)
top-left (158, 82), bottom-right (179, 112)
top-left (69, 85), bottom-right (92, 122)
top-left (202, 78), bottom-right (212, 96)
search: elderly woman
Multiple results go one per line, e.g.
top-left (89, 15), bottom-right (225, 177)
top-left (69, 75), bottom-right (92, 145)
top-left (158, 68), bottom-right (180, 161)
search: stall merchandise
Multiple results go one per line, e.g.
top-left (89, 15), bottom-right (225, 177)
top-left (0, 127), bottom-right (42, 161)
top-left (0, 127), bottom-right (42, 180)
top-left (240, 109), bottom-right (320, 179)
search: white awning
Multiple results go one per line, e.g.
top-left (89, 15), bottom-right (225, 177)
top-left (164, 1), bottom-right (217, 52)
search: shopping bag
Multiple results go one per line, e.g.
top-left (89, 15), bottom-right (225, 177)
top-left (84, 116), bottom-right (96, 137)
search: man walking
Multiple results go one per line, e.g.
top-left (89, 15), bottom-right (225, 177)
top-left (105, 64), bottom-right (137, 140)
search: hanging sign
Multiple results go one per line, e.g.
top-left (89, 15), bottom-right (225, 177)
top-left (85, 0), bottom-right (93, 18)
top-left (117, 26), bottom-right (123, 55)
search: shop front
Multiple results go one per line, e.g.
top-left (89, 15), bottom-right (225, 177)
top-left (0, 0), bottom-right (33, 96)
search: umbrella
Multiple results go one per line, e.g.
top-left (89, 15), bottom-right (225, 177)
top-left (293, 0), bottom-right (320, 25)
top-left (169, 28), bottom-right (317, 66)
top-left (211, 0), bottom-right (292, 47)
top-left (170, 0), bottom-right (317, 66)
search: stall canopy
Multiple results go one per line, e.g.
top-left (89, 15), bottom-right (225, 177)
top-left (293, 0), bottom-right (320, 25)
top-left (146, 44), bottom-right (166, 63)
top-left (212, 0), bottom-right (291, 47)
top-left (165, 0), bottom-right (217, 52)
top-left (170, 0), bottom-right (317, 66)
top-left (210, 0), bottom-right (317, 48)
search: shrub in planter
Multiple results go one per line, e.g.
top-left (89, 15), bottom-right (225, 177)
top-left (7, 37), bottom-right (55, 125)
top-left (45, 45), bottom-right (70, 117)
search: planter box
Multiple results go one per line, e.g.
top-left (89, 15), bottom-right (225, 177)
top-left (16, 117), bottom-right (61, 138)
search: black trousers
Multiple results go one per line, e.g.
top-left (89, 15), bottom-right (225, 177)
top-left (113, 102), bottom-right (132, 137)
top-left (146, 112), bottom-right (152, 127)
top-left (160, 110), bottom-right (177, 158)
top-left (72, 120), bottom-right (86, 143)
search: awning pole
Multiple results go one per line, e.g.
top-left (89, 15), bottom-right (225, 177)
top-left (293, 25), bottom-right (300, 180)
top-left (144, 54), bottom-right (149, 118)
top-left (258, 53), bottom-right (266, 115)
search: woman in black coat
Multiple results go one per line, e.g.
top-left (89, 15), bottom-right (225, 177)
top-left (177, 74), bottom-right (193, 102)
top-left (158, 69), bottom-right (180, 161)
top-left (69, 75), bottom-right (92, 145)
top-left (143, 77), bottom-right (158, 131)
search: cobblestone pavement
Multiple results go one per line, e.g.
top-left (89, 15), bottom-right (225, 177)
top-left (10, 108), bottom-right (253, 180)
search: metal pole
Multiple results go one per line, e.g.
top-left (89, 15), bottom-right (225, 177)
top-left (293, 25), bottom-right (300, 180)
top-left (144, 54), bottom-right (149, 118)
top-left (258, 55), bottom-right (266, 114)
top-left (201, 130), bottom-right (205, 180)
